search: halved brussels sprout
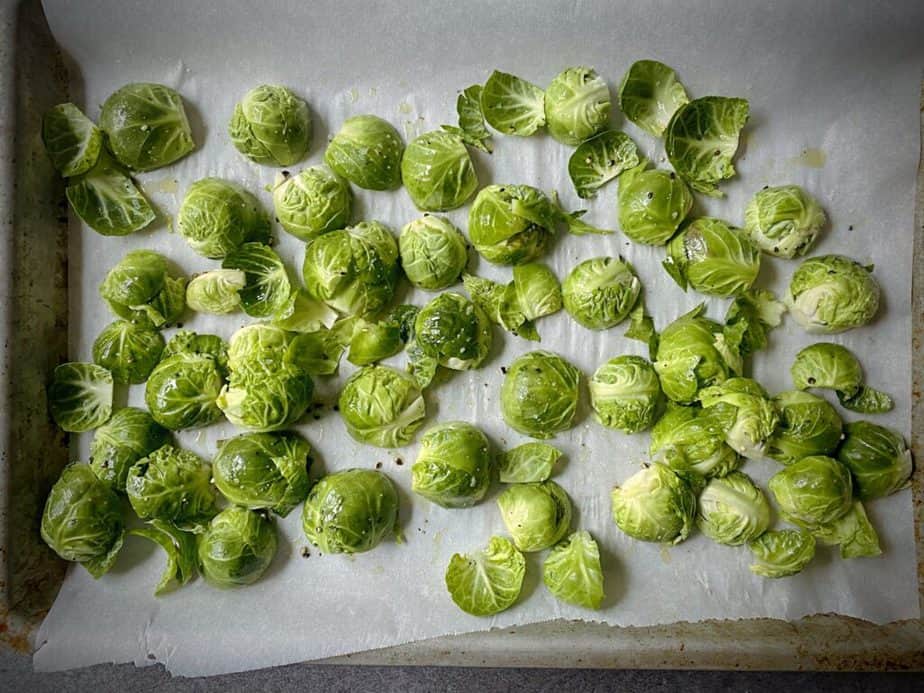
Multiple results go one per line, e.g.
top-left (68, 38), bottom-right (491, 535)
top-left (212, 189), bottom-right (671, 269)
top-left (543, 530), bottom-right (604, 609)
top-left (411, 422), bottom-right (492, 508)
top-left (65, 151), bottom-right (156, 236)
top-left (213, 432), bottom-right (312, 516)
top-left (90, 407), bottom-right (169, 492)
top-left (92, 319), bottom-right (165, 385)
top-left (698, 377), bottom-right (779, 459)
top-left (41, 463), bottom-right (124, 577)
top-left (302, 468), bottom-right (399, 553)
top-left (765, 390), bottom-right (843, 465)
top-left (812, 500), bottom-right (881, 559)
top-left (129, 520), bottom-right (197, 594)
top-left (445, 536), bottom-right (525, 616)
top-left (611, 462), bottom-right (696, 544)
top-left (99, 82), bottom-right (194, 171)
top-left (177, 178), bottom-right (271, 259)
top-left (544, 66), bottom-right (611, 145)
top-left (273, 289), bottom-right (339, 334)
top-left (346, 319), bottom-right (401, 366)
top-left (617, 60), bottom-right (689, 137)
top-left (325, 115), bottom-right (403, 190)
top-left (748, 529), bottom-right (816, 578)
top-left (744, 185), bottom-right (826, 259)
top-left (790, 342), bottom-right (892, 414)
top-left (664, 218), bottom-right (760, 297)
top-left (222, 242), bottom-right (293, 318)
top-left (590, 355), bottom-right (662, 433)
top-left (768, 455), bottom-right (853, 528)
top-left (563, 256), bottom-right (641, 329)
top-left (402, 130), bottom-right (478, 211)
top-left (126, 444), bottom-right (217, 532)
top-left (513, 263), bottom-right (562, 321)
top-left (338, 365), bottom-right (426, 447)
top-left (198, 507), bottom-right (278, 588)
top-left (500, 351), bottom-right (581, 439)
top-left (481, 70), bottom-right (545, 136)
top-left (48, 362), bottom-right (113, 433)
top-left (696, 471), bottom-right (771, 546)
top-left (665, 96), bottom-right (749, 196)
top-left (272, 167), bottom-right (351, 241)
top-left (414, 292), bottom-right (492, 371)
top-left (723, 288), bottom-right (786, 358)
top-left (617, 165), bottom-right (693, 246)
top-left (649, 404), bottom-right (741, 479)
top-left (784, 255), bottom-right (880, 334)
top-left (497, 480), bottom-right (572, 552)
top-left (399, 216), bottom-right (468, 290)
top-left (229, 84), bottom-right (311, 166)
top-left (836, 421), bottom-right (912, 500)
top-left (99, 249), bottom-right (186, 327)
top-left (302, 221), bottom-right (400, 318)
top-left (42, 102), bottom-right (102, 176)
top-left (498, 442), bottom-right (562, 483)
top-left (185, 269), bottom-right (246, 315)
top-left (443, 84), bottom-right (492, 152)
top-left (568, 130), bottom-right (640, 199)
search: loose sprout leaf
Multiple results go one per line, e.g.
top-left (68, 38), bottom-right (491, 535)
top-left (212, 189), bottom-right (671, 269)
top-left (66, 153), bottom-right (156, 236)
top-left (837, 386), bottom-right (894, 414)
top-left (544, 66), bottom-right (611, 146)
top-left (347, 318), bottom-right (405, 366)
top-left (618, 60), bottom-right (689, 137)
top-left (130, 520), bottom-right (197, 594)
top-left (445, 536), bottom-right (526, 616)
top-left (222, 242), bottom-right (293, 318)
top-left (513, 263), bottom-right (562, 321)
top-left (82, 530), bottom-right (125, 579)
top-left (452, 84), bottom-right (493, 152)
top-left (748, 529), bottom-right (816, 578)
top-left (568, 131), bottom-right (641, 199)
top-left (273, 289), bottom-right (339, 333)
top-left (48, 362), bottom-right (114, 432)
top-left (542, 530), bottom-right (605, 609)
top-left (724, 288), bottom-right (786, 357)
top-left (812, 500), bottom-right (882, 559)
top-left (499, 442), bottom-right (562, 483)
top-left (625, 302), bottom-right (659, 358)
top-left (406, 338), bottom-right (438, 389)
top-left (287, 329), bottom-right (346, 375)
top-left (481, 70), bottom-right (546, 136)
top-left (463, 274), bottom-right (507, 325)
top-left (42, 102), bottom-right (102, 176)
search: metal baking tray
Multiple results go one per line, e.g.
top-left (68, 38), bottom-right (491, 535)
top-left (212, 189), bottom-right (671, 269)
top-left (1, 0), bottom-right (922, 672)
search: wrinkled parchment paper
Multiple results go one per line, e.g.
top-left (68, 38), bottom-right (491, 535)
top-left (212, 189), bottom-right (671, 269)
top-left (36, 0), bottom-right (922, 676)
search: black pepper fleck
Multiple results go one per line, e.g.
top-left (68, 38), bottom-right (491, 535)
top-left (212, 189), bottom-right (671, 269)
top-left (395, 458), bottom-right (404, 466)
top-left (375, 462), bottom-right (382, 469)
top-left (300, 546), bottom-right (311, 558)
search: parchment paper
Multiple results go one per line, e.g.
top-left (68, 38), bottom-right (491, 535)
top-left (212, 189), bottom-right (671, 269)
top-left (35, 0), bottom-right (923, 676)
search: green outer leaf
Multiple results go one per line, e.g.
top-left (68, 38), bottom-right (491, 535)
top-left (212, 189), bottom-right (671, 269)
top-left (130, 520), bottom-right (197, 594)
top-left (48, 362), bottom-right (113, 432)
top-left (42, 102), bottom-right (102, 176)
top-left (222, 242), bottom-right (293, 318)
top-left (445, 536), bottom-right (526, 616)
top-left (837, 386), bottom-right (894, 414)
top-left (66, 154), bottom-right (156, 236)
top-left (542, 530), bottom-right (604, 609)
top-left (724, 288), bottom-right (786, 357)
top-left (481, 71), bottom-right (546, 136)
top-left (451, 84), bottom-right (492, 152)
top-left (273, 289), bottom-right (339, 333)
top-left (811, 500), bottom-right (881, 559)
top-left (89, 407), bottom-right (170, 492)
top-left (618, 60), bottom-right (689, 137)
top-left (625, 302), bottom-right (659, 359)
top-left (664, 217), bottom-right (760, 298)
top-left (498, 442), bottom-right (562, 483)
top-left (401, 130), bottom-right (478, 212)
top-left (568, 131), bottom-right (640, 199)
top-left (544, 66), bottom-right (611, 146)
top-left (406, 338), bottom-right (438, 389)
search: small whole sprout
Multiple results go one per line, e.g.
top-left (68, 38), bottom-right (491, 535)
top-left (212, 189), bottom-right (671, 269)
top-left (617, 60), bottom-right (689, 137)
top-left (765, 390), bottom-right (843, 465)
top-left (301, 468), bottom-right (399, 554)
top-left (99, 249), bottom-right (186, 328)
top-left (497, 480), bottom-right (572, 552)
top-left (338, 365), bottom-right (426, 448)
top-left (177, 178), bottom-right (271, 259)
top-left (480, 70), bottom-right (546, 137)
top-left (325, 114), bottom-right (404, 190)
top-left (610, 462), bottom-right (697, 544)
top-left (402, 130), bottom-right (478, 211)
top-left (650, 404), bottom-right (742, 479)
top-left (590, 355), bottom-right (662, 433)
top-left (445, 536), bottom-right (526, 616)
top-left (498, 442), bottom-right (562, 483)
top-left (812, 500), bottom-right (881, 559)
top-left (414, 292), bottom-right (493, 370)
top-left (768, 455), bottom-right (853, 528)
top-left (92, 319), bottom-right (165, 385)
top-left (696, 471), bottom-right (771, 546)
top-left (229, 84), bottom-right (311, 166)
top-left (542, 531), bottom-right (605, 610)
top-left (42, 102), bottom-right (102, 176)
top-left (664, 217), bottom-right (761, 297)
top-left (272, 167), bottom-right (352, 242)
top-left (41, 464), bottom-right (124, 577)
top-left (543, 66), bottom-right (611, 146)
top-left (65, 151), bottom-right (156, 236)
top-left (744, 185), bottom-right (826, 259)
top-left (698, 377), bottom-right (780, 460)
top-left (198, 507), bottom-right (278, 588)
top-left (748, 529), bottom-right (816, 578)
top-left (90, 408), bottom-right (169, 491)
top-left (411, 422), bottom-right (492, 508)
top-left (185, 269), bottom-right (246, 315)
top-left (617, 166), bottom-right (693, 245)
top-left (836, 421), bottom-right (912, 500)
top-left (500, 351), bottom-right (581, 439)
top-left (562, 256), bottom-right (641, 329)
top-left (48, 362), bottom-right (114, 433)
top-left (399, 216), bottom-right (469, 290)
top-left (784, 254), bottom-right (880, 333)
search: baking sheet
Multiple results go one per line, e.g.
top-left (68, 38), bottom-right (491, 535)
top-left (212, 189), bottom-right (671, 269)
top-left (34, 0), bottom-right (922, 677)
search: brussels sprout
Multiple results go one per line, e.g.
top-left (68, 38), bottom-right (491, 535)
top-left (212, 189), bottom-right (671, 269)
top-left (126, 445), bottom-right (217, 532)
top-left (617, 60), bottom-right (689, 137)
top-left (442, 84), bottom-right (492, 152)
top-left (402, 130), bottom-right (478, 212)
top-left (338, 365), bottom-right (426, 447)
top-left (744, 185), bottom-right (826, 259)
top-left (625, 302), bottom-right (660, 357)
top-left (99, 82), bottom-right (194, 171)
top-left (650, 404), bottom-right (742, 479)
top-left (748, 529), bottom-right (816, 578)
top-left (177, 178), bottom-right (271, 259)
top-left (213, 432), bottom-right (311, 516)
top-left (185, 269), bottom-right (245, 315)
top-left (698, 378), bottom-right (779, 459)
top-left (229, 84), bottom-right (311, 166)
top-left (283, 326), bottom-right (349, 376)
top-left (568, 131), bottom-right (640, 199)
top-left (198, 507), bottom-right (278, 588)
top-left (445, 536), bottom-right (525, 616)
top-left (406, 337), bottom-right (439, 390)
top-left (163, 330), bottom-right (229, 367)
top-left (664, 218), bottom-right (761, 297)
top-left (146, 352), bottom-right (226, 431)
top-left (302, 468), bottom-right (399, 553)
top-left (497, 480), bottom-right (572, 552)
top-left (222, 242), bottom-right (293, 318)
top-left (90, 408), bottom-right (169, 491)
top-left (498, 442), bottom-right (562, 483)
top-left (481, 70), bottom-right (545, 136)
top-left (590, 356), bottom-right (662, 433)
top-left (812, 500), bottom-right (881, 559)
top-left (42, 102), bottom-right (102, 176)
top-left (611, 462), bottom-right (696, 544)
top-left (696, 472), bottom-right (771, 546)
top-left (302, 221), bottom-right (400, 318)
top-left (836, 421), bottom-right (912, 500)
top-left (65, 151), bottom-right (156, 236)
top-left (92, 320), bottom-right (164, 385)
top-left (347, 319), bottom-right (403, 367)
top-left (544, 66), bottom-right (611, 145)
top-left (513, 263), bottom-right (562, 320)
top-left (273, 289), bottom-right (339, 334)
top-left (399, 216), bottom-right (469, 290)
top-left (784, 255), bottom-right (880, 334)
top-left (563, 256), bottom-right (641, 330)
top-left (41, 464), bottom-right (124, 577)
top-left (272, 167), bottom-right (351, 241)
top-left (414, 293), bottom-right (492, 371)
top-left (325, 115), bottom-right (403, 190)
top-left (99, 249), bottom-right (186, 327)
top-left (543, 531), bottom-right (605, 609)
top-left (790, 342), bottom-right (892, 414)
top-left (617, 165), bottom-right (693, 246)
top-left (501, 351), bottom-right (581, 439)
top-left (768, 455), bottom-right (853, 528)
top-left (48, 362), bottom-right (113, 433)
top-left (665, 96), bottom-right (749, 196)
top-left (723, 288), bottom-right (786, 358)
top-left (766, 391), bottom-right (843, 465)
top-left (463, 267), bottom-right (559, 342)
top-left (129, 520), bottom-right (197, 594)
top-left (411, 422), bottom-right (492, 508)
